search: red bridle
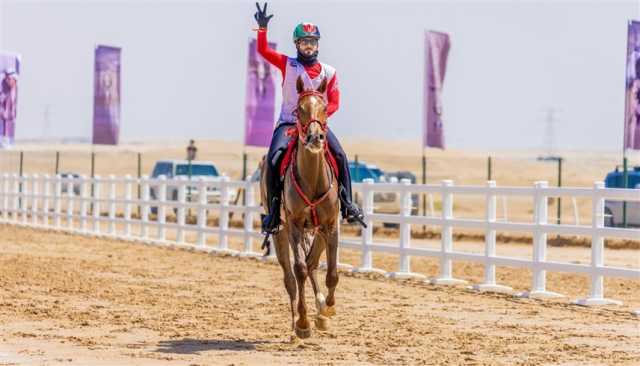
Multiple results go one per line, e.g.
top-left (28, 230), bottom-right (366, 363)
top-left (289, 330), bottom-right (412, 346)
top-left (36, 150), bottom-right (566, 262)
top-left (294, 90), bottom-right (328, 138)
top-left (288, 89), bottom-right (334, 228)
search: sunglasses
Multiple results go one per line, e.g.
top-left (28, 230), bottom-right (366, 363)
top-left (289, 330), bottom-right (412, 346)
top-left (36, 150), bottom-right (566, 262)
top-left (297, 38), bottom-right (318, 46)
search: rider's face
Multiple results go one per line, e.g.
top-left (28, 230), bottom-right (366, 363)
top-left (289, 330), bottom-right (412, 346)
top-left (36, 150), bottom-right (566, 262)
top-left (296, 38), bottom-right (318, 57)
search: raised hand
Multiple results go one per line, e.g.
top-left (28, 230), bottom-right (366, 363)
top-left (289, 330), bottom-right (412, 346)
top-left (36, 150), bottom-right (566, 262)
top-left (254, 2), bottom-right (273, 28)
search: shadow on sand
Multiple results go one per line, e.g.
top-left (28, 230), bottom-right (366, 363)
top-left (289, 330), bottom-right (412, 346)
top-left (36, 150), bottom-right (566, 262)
top-left (153, 338), bottom-right (269, 355)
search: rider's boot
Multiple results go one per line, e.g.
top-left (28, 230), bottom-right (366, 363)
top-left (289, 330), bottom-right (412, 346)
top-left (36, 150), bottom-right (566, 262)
top-left (261, 183), bottom-right (282, 234)
top-left (338, 184), bottom-right (365, 225)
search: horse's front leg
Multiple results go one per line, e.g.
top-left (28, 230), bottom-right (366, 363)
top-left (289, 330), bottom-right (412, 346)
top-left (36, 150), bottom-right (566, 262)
top-left (324, 226), bottom-right (339, 318)
top-left (289, 226), bottom-right (311, 339)
top-left (273, 230), bottom-right (296, 332)
top-left (307, 233), bottom-right (330, 331)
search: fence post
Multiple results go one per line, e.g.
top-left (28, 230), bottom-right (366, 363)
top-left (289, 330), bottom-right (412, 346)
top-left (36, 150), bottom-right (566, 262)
top-left (520, 181), bottom-right (563, 298)
top-left (196, 177), bottom-right (208, 248)
top-left (108, 175), bottom-right (117, 235)
top-left (124, 175), bottom-right (132, 238)
top-left (473, 181), bottom-right (513, 293)
top-left (240, 179), bottom-right (257, 256)
top-left (93, 175), bottom-right (101, 234)
top-left (176, 176), bottom-right (186, 244)
top-left (575, 182), bottom-right (623, 306)
top-left (20, 174), bottom-right (29, 224)
top-left (1, 174), bottom-right (7, 222)
top-left (42, 175), bottom-right (50, 228)
top-left (157, 175), bottom-right (167, 241)
top-left (79, 175), bottom-right (88, 232)
top-left (432, 180), bottom-right (467, 285)
top-left (140, 175), bottom-right (150, 240)
top-left (353, 178), bottom-right (384, 274)
top-left (66, 176), bottom-right (74, 230)
top-left (216, 176), bottom-right (236, 254)
top-left (31, 174), bottom-right (39, 226)
top-left (388, 179), bottom-right (425, 280)
top-left (54, 175), bottom-right (62, 228)
top-left (12, 173), bottom-right (19, 223)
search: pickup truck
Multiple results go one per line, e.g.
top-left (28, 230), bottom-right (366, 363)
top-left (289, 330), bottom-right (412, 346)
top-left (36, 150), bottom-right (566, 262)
top-left (149, 160), bottom-right (237, 209)
top-left (604, 165), bottom-right (640, 227)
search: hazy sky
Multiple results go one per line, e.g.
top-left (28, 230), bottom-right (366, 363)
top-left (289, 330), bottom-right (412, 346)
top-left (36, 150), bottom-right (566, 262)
top-left (1, 0), bottom-right (638, 150)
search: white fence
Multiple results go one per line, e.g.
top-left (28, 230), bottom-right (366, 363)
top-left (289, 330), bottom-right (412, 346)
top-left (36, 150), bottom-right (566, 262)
top-left (0, 173), bottom-right (638, 307)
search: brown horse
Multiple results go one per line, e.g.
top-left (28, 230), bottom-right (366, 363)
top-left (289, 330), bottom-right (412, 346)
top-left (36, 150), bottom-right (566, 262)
top-left (260, 76), bottom-right (340, 339)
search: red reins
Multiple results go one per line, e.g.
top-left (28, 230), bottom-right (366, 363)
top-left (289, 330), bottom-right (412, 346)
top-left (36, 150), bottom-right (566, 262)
top-left (288, 90), bottom-right (334, 228)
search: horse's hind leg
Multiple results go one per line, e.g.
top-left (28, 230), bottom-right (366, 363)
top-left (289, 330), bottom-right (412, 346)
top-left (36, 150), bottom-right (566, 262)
top-left (324, 227), bottom-right (339, 317)
top-left (274, 231), bottom-right (296, 332)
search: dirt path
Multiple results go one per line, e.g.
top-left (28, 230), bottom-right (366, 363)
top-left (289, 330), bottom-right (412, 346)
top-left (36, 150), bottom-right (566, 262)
top-left (0, 225), bottom-right (638, 365)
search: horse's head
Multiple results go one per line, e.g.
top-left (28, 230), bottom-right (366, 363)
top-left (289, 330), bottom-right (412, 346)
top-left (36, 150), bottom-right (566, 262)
top-left (295, 76), bottom-right (328, 154)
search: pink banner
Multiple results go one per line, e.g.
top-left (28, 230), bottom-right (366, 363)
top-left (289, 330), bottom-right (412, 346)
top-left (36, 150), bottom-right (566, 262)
top-left (423, 31), bottom-right (450, 149)
top-left (93, 45), bottom-right (121, 145)
top-left (625, 20), bottom-right (640, 150)
top-left (244, 39), bottom-right (276, 148)
top-left (0, 52), bottom-right (20, 148)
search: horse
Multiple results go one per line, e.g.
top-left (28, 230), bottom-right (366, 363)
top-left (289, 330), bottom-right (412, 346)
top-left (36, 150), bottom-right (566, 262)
top-left (260, 76), bottom-right (341, 339)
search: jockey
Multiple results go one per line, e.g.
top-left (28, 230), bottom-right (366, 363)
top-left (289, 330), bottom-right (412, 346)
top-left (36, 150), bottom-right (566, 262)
top-left (253, 2), bottom-right (364, 234)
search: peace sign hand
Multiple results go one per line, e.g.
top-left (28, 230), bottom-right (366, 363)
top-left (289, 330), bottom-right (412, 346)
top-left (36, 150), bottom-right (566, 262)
top-left (254, 2), bottom-right (274, 29)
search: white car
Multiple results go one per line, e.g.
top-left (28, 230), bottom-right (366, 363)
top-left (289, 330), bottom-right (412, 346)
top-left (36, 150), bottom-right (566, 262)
top-left (149, 160), bottom-right (237, 205)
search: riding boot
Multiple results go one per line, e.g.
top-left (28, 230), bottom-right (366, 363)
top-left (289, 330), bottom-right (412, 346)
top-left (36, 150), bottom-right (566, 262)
top-left (338, 184), bottom-right (365, 225)
top-left (261, 179), bottom-right (283, 234)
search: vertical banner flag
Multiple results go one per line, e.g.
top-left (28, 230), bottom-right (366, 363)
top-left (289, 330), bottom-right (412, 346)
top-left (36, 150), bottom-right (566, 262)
top-left (93, 45), bottom-right (121, 145)
top-left (244, 39), bottom-right (276, 147)
top-left (0, 52), bottom-right (20, 148)
top-left (424, 31), bottom-right (450, 149)
top-left (625, 20), bottom-right (640, 150)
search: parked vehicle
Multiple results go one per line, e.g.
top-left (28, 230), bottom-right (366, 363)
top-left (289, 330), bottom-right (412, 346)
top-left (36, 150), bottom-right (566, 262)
top-left (59, 172), bottom-right (81, 195)
top-left (604, 165), bottom-right (640, 227)
top-left (349, 161), bottom-right (385, 183)
top-left (149, 160), bottom-right (237, 214)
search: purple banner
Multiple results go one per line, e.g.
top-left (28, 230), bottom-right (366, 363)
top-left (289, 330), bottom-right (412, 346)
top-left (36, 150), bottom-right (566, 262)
top-left (625, 21), bottom-right (640, 150)
top-left (93, 45), bottom-right (121, 145)
top-left (423, 31), bottom-right (450, 149)
top-left (244, 39), bottom-right (276, 147)
top-left (0, 52), bottom-right (20, 148)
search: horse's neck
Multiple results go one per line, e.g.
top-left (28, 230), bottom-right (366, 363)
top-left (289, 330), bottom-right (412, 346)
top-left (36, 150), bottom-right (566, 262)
top-left (295, 140), bottom-right (330, 196)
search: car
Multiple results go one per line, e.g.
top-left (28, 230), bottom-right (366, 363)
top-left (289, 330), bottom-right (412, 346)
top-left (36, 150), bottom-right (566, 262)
top-left (59, 172), bottom-right (81, 195)
top-left (149, 160), bottom-right (237, 211)
top-left (349, 161), bottom-right (385, 183)
top-left (604, 165), bottom-right (640, 227)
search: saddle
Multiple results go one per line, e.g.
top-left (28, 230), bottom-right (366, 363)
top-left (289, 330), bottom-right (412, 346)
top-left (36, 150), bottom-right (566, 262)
top-left (279, 126), bottom-right (339, 180)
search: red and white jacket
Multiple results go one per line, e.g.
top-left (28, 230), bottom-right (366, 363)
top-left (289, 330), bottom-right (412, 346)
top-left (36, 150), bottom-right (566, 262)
top-left (257, 28), bottom-right (340, 124)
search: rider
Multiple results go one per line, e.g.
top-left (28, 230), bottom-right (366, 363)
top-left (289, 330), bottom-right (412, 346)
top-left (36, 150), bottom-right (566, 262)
top-left (253, 2), bottom-right (364, 234)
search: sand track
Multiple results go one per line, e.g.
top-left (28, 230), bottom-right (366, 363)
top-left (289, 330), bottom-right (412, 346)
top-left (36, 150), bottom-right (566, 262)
top-left (0, 225), bottom-right (638, 365)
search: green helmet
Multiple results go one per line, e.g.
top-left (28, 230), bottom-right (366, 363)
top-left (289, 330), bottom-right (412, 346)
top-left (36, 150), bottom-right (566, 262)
top-left (293, 23), bottom-right (321, 42)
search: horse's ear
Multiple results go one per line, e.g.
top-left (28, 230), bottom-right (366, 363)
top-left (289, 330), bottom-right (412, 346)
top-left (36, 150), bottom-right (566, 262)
top-left (296, 76), bottom-right (305, 94)
top-left (317, 77), bottom-right (328, 94)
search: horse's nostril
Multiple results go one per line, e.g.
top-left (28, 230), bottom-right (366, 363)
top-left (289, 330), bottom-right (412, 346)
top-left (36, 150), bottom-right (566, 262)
top-left (319, 135), bottom-right (325, 140)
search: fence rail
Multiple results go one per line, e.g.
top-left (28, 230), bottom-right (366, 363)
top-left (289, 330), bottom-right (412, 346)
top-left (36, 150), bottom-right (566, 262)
top-left (0, 173), bottom-right (638, 307)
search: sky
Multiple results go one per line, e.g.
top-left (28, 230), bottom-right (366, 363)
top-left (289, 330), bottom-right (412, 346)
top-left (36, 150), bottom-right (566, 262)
top-left (0, 0), bottom-right (639, 151)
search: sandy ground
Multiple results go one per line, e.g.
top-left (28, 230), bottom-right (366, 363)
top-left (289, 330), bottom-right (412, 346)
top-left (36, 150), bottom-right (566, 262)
top-left (0, 225), bottom-right (639, 365)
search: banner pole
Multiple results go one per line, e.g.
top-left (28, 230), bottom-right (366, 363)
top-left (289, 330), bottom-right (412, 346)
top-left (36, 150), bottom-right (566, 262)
top-left (422, 151), bottom-right (427, 233)
top-left (557, 157), bottom-right (562, 225)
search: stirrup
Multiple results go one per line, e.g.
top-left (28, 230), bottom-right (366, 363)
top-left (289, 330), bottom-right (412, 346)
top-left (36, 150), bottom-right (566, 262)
top-left (344, 205), bottom-right (367, 228)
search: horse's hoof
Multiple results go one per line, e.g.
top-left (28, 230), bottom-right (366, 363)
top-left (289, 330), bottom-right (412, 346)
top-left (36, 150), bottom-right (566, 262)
top-left (322, 305), bottom-right (336, 318)
top-left (315, 315), bottom-right (330, 331)
top-left (295, 324), bottom-right (312, 339)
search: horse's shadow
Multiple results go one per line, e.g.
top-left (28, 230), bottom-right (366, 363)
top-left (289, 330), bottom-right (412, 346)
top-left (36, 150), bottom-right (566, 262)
top-left (153, 338), bottom-right (268, 354)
